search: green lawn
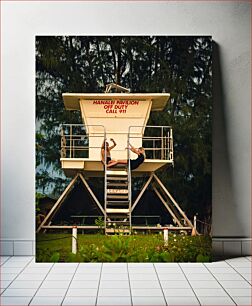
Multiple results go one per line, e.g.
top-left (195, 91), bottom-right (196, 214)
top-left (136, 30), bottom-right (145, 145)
top-left (36, 233), bottom-right (212, 263)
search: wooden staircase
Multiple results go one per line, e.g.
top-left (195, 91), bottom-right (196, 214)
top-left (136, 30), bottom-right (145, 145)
top-left (105, 167), bottom-right (131, 234)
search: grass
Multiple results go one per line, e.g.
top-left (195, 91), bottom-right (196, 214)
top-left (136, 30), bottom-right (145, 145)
top-left (36, 232), bottom-right (212, 263)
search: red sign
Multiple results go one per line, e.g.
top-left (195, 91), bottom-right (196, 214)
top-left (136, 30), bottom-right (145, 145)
top-left (93, 100), bottom-right (139, 114)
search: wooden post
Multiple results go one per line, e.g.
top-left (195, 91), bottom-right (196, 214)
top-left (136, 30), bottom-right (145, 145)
top-left (72, 226), bottom-right (77, 254)
top-left (36, 173), bottom-right (80, 233)
top-left (131, 174), bottom-right (154, 213)
top-left (163, 227), bottom-right (169, 246)
top-left (152, 185), bottom-right (183, 227)
top-left (153, 174), bottom-right (194, 229)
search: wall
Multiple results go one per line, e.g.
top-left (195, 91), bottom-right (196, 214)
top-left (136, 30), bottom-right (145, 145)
top-left (1, 1), bottom-right (250, 255)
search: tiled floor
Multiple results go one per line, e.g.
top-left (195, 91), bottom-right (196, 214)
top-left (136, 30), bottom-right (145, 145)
top-left (0, 256), bottom-right (251, 305)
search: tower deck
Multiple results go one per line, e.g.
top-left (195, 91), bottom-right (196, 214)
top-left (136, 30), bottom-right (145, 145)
top-left (61, 158), bottom-right (172, 177)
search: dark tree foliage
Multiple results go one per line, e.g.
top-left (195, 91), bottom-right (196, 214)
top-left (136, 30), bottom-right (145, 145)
top-left (36, 36), bottom-right (212, 221)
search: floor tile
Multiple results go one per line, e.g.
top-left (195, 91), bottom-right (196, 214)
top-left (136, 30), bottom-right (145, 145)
top-left (101, 273), bottom-right (129, 281)
top-left (185, 273), bottom-right (215, 281)
top-left (206, 267), bottom-right (236, 274)
top-left (128, 263), bottom-right (154, 268)
top-left (98, 287), bottom-right (131, 296)
top-left (53, 263), bottom-right (78, 268)
top-left (204, 261), bottom-right (230, 267)
top-left (102, 263), bottom-right (127, 268)
top-left (232, 296), bottom-right (252, 305)
top-left (155, 267), bottom-right (183, 273)
top-left (45, 273), bottom-right (73, 281)
top-left (49, 268), bottom-right (77, 274)
top-left (99, 280), bottom-right (129, 288)
top-left (189, 280), bottom-right (222, 288)
top-left (163, 288), bottom-right (195, 296)
top-left (165, 296), bottom-right (200, 305)
top-left (66, 288), bottom-right (98, 296)
top-left (97, 296), bottom-right (132, 305)
top-left (2, 288), bottom-right (37, 296)
top-left (7, 256), bottom-right (33, 262)
top-left (225, 288), bottom-right (252, 296)
top-left (158, 273), bottom-right (187, 281)
top-left (27, 262), bottom-right (53, 268)
top-left (130, 280), bottom-right (160, 289)
top-left (228, 262), bottom-right (252, 268)
top-left (0, 296), bottom-right (32, 305)
top-left (35, 287), bottom-right (67, 296)
top-left (182, 267), bottom-right (209, 274)
top-left (241, 273), bottom-right (252, 283)
top-left (0, 256), bottom-right (10, 264)
top-left (219, 280), bottom-right (252, 288)
top-left (40, 280), bottom-right (71, 289)
top-left (73, 273), bottom-right (100, 281)
top-left (22, 267), bottom-right (51, 274)
top-left (234, 267), bottom-right (252, 274)
top-left (193, 288), bottom-right (228, 296)
top-left (101, 267), bottom-right (128, 273)
top-left (154, 263), bottom-right (180, 267)
top-left (160, 280), bottom-right (191, 288)
top-left (30, 296), bottom-right (64, 305)
top-left (197, 296), bottom-right (236, 305)
top-left (70, 280), bottom-right (99, 288)
top-left (62, 296), bottom-right (96, 305)
top-left (1, 267), bottom-right (24, 274)
top-left (131, 288), bottom-right (163, 296)
top-left (8, 280), bottom-right (42, 289)
top-left (226, 257), bottom-right (250, 263)
top-left (180, 263), bottom-right (205, 266)
top-left (0, 280), bottom-right (13, 289)
top-left (132, 296), bottom-right (166, 305)
top-left (214, 273), bottom-right (246, 281)
top-left (128, 267), bottom-right (155, 273)
top-left (1, 274), bottom-right (18, 281)
top-left (2, 261), bottom-right (28, 268)
top-left (129, 273), bottom-right (157, 281)
top-left (75, 268), bottom-right (101, 274)
top-left (15, 273), bottom-right (46, 281)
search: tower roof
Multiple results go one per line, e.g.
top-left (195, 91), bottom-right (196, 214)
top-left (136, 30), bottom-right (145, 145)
top-left (62, 93), bottom-right (170, 111)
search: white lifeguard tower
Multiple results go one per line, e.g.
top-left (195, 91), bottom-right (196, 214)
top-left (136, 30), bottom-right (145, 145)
top-left (37, 84), bottom-right (194, 234)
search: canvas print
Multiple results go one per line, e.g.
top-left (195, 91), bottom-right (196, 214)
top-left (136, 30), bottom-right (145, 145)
top-left (36, 36), bottom-right (212, 262)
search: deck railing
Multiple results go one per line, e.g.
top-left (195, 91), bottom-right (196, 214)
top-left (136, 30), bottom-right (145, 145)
top-left (128, 125), bottom-right (173, 162)
top-left (61, 124), bottom-right (173, 163)
top-left (61, 124), bottom-right (105, 158)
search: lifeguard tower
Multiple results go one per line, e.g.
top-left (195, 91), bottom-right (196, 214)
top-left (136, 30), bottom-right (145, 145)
top-left (37, 84), bottom-right (195, 234)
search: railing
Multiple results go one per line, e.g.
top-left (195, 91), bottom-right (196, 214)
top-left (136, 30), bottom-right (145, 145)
top-left (128, 125), bottom-right (173, 162)
top-left (61, 124), bottom-right (173, 163)
top-left (61, 124), bottom-right (105, 158)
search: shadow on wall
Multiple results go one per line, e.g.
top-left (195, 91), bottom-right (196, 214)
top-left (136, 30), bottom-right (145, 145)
top-left (212, 42), bottom-right (243, 237)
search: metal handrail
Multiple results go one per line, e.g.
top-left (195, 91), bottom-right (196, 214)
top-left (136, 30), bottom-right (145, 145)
top-left (128, 125), bottom-right (173, 161)
top-left (61, 124), bottom-right (174, 162)
top-left (61, 124), bottom-right (106, 159)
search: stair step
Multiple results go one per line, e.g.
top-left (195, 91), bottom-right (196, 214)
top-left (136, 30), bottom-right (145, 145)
top-left (107, 195), bottom-right (129, 200)
top-left (107, 177), bottom-right (128, 181)
top-left (107, 200), bottom-right (129, 205)
top-left (107, 189), bottom-right (128, 194)
top-left (107, 182), bottom-right (128, 187)
top-left (106, 170), bottom-right (127, 176)
top-left (106, 208), bottom-right (129, 214)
